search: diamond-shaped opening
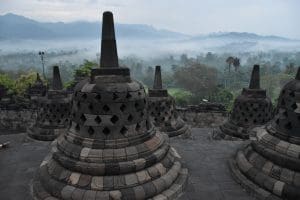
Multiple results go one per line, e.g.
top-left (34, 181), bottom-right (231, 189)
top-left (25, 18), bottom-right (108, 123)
top-left (95, 116), bottom-right (102, 124)
top-left (135, 123), bottom-right (141, 131)
top-left (88, 104), bottom-right (94, 110)
top-left (138, 91), bottom-right (142, 96)
top-left (113, 93), bottom-right (119, 100)
top-left (120, 104), bottom-right (126, 112)
top-left (126, 92), bottom-right (132, 99)
top-left (289, 92), bottom-right (295, 97)
top-left (291, 103), bottom-right (297, 110)
top-left (95, 94), bottom-right (101, 101)
top-left (82, 93), bottom-right (87, 99)
top-left (120, 126), bottom-right (128, 135)
top-left (103, 105), bottom-right (110, 112)
top-left (57, 119), bottom-right (61, 123)
top-left (103, 127), bottom-right (110, 135)
top-left (80, 114), bottom-right (87, 122)
top-left (127, 114), bottom-right (133, 122)
top-left (285, 122), bottom-right (292, 130)
top-left (75, 124), bottom-right (80, 131)
top-left (110, 115), bottom-right (119, 124)
top-left (88, 127), bottom-right (95, 135)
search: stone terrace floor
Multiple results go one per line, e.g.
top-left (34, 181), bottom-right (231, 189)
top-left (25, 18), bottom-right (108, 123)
top-left (0, 128), bottom-right (255, 200)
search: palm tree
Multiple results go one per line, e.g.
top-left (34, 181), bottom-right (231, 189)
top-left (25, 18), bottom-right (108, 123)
top-left (226, 56), bottom-right (234, 72)
top-left (233, 57), bottom-right (240, 72)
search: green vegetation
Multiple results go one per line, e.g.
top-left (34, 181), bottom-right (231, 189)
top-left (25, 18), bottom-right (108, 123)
top-left (0, 51), bottom-right (299, 111)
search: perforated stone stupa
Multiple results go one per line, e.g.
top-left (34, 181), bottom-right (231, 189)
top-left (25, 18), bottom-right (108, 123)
top-left (230, 67), bottom-right (300, 200)
top-left (26, 73), bottom-right (47, 99)
top-left (27, 66), bottom-right (71, 141)
top-left (32, 11), bottom-right (188, 200)
top-left (217, 65), bottom-right (273, 139)
top-left (148, 66), bottom-right (191, 137)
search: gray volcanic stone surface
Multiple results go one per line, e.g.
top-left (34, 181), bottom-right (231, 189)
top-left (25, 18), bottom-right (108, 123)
top-left (0, 129), bottom-right (255, 200)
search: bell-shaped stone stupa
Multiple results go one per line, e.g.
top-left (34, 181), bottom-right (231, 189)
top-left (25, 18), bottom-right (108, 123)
top-left (32, 11), bottom-right (188, 200)
top-left (218, 65), bottom-right (273, 139)
top-left (148, 66), bottom-right (191, 138)
top-left (27, 66), bottom-right (71, 141)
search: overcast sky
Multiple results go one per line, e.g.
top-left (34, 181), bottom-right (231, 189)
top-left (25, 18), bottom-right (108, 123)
top-left (1, 0), bottom-right (299, 39)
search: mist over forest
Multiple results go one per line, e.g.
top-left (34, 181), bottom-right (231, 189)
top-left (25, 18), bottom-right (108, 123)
top-left (0, 13), bottom-right (300, 109)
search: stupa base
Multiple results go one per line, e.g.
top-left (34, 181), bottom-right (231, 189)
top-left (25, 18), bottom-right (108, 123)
top-left (32, 141), bottom-right (188, 200)
top-left (27, 126), bottom-right (66, 141)
top-left (229, 127), bottom-right (300, 200)
top-left (163, 123), bottom-right (191, 138)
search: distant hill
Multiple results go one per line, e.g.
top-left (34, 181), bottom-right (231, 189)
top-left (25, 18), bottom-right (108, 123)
top-left (0, 13), bottom-right (188, 40)
top-left (0, 13), bottom-right (296, 42)
top-left (191, 32), bottom-right (293, 42)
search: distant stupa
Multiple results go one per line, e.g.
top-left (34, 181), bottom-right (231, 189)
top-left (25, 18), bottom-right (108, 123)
top-left (27, 66), bottom-right (71, 141)
top-left (148, 65), bottom-right (191, 137)
top-left (216, 65), bottom-right (273, 139)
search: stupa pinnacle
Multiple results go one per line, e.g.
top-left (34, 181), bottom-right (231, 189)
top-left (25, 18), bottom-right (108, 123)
top-left (32, 11), bottom-right (188, 200)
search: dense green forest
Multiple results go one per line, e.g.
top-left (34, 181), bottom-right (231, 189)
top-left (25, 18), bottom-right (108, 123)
top-left (0, 50), bottom-right (299, 110)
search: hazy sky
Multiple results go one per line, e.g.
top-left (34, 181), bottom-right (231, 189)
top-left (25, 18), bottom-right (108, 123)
top-left (1, 0), bottom-right (299, 39)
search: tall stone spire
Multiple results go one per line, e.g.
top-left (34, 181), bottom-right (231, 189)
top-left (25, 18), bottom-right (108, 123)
top-left (153, 65), bottom-right (163, 89)
top-left (52, 66), bottom-right (63, 90)
top-left (36, 73), bottom-right (42, 82)
top-left (100, 11), bottom-right (119, 68)
top-left (249, 64), bottom-right (260, 89)
top-left (296, 66), bottom-right (300, 80)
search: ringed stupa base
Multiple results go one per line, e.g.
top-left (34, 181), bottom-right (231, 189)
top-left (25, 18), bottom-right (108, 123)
top-left (32, 133), bottom-right (188, 200)
top-left (27, 125), bottom-right (67, 141)
top-left (229, 126), bottom-right (300, 200)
